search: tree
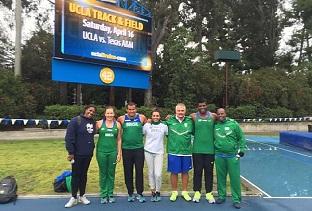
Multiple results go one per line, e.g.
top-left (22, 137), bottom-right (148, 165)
top-left (143, 0), bottom-right (183, 106)
top-left (0, 70), bottom-right (37, 118)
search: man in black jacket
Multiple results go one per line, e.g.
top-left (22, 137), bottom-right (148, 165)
top-left (64, 105), bottom-right (97, 208)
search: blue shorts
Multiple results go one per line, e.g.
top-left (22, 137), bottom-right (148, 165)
top-left (167, 154), bottom-right (192, 174)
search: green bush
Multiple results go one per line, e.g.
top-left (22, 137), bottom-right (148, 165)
top-left (0, 71), bottom-right (37, 118)
top-left (227, 105), bottom-right (257, 119)
top-left (261, 107), bottom-right (293, 118)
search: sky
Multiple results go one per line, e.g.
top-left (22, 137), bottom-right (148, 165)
top-left (1, 0), bottom-right (298, 54)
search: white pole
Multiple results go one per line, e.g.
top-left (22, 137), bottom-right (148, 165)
top-left (14, 0), bottom-right (22, 76)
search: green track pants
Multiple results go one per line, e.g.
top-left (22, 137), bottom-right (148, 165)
top-left (215, 156), bottom-right (241, 203)
top-left (96, 151), bottom-right (117, 198)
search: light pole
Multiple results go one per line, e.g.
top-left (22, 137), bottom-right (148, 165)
top-left (14, 0), bottom-right (22, 77)
top-left (214, 50), bottom-right (240, 108)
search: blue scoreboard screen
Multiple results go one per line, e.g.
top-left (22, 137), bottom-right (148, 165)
top-left (54, 0), bottom-right (152, 71)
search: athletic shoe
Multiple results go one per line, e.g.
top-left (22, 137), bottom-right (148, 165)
top-left (192, 191), bottom-right (201, 203)
top-left (108, 196), bottom-right (116, 203)
top-left (170, 191), bottom-right (178, 202)
top-left (205, 192), bottom-right (215, 204)
top-left (155, 192), bottom-right (161, 202)
top-left (127, 194), bottom-right (135, 202)
top-left (78, 195), bottom-right (90, 205)
top-left (65, 197), bottom-right (78, 208)
top-left (137, 194), bottom-right (146, 203)
top-left (181, 191), bottom-right (192, 201)
top-left (215, 198), bottom-right (225, 204)
top-left (233, 202), bottom-right (241, 209)
top-left (100, 197), bottom-right (108, 204)
top-left (151, 192), bottom-right (156, 202)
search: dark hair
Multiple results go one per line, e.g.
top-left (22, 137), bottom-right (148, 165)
top-left (197, 99), bottom-right (207, 105)
top-left (126, 102), bottom-right (137, 108)
top-left (151, 108), bottom-right (161, 116)
top-left (84, 104), bottom-right (96, 113)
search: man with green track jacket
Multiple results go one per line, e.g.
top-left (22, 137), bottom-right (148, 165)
top-left (166, 103), bottom-right (194, 202)
top-left (214, 108), bottom-right (246, 209)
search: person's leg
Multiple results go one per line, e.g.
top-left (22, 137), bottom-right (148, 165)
top-left (203, 154), bottom-right (215, 193)
top-left (154, 153), bottom-right (163, 202)
top-left (107, 151), bottom-right (117, 198)
top-left (215, 156), bottom-right (227, 202)
top-left (96, 152), bottom-right (108, 199)
top-left (71, 156), bottom-right (82, 198)
top-left (228, 157), bottom-right (241, 204)
top-left (78, 156), bottom-right (92, 197)
top-left (122, 149), bottom-right (134, 196)
top-left (154, 153), bottom-right (163, 192)
top-left (181, 156), bottom-right (192, 201)
top-left (134, 148), bottom-right (144, 195)
top-left (168, 154), bottom-right (179, 201)
top-left (192, 153), bottom-right (203, 192)
top-left (144, 151), bottom-right (156, 192)
top-left (203, 154), bottom-right (215, 203)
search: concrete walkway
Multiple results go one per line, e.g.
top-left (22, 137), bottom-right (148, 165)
top-left (0, 128), bottom-right (66, 140)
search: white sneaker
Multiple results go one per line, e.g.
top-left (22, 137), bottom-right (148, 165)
top-left (78, 195), bottom-right (91, 205)
top-left (65, 197), bottom-right (78, 208)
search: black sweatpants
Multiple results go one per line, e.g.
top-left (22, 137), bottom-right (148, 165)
top-left (71, 155), bottom-right (92, 198)
top-left (122, 148), bottom-right (144, 195)
top-left (192, 153), bottom-right (215, 193)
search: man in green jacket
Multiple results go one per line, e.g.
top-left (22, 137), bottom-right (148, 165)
top-left (166, 103), bottom-right (194, 202)
top-left (214, 108), bottom-right (246, 209)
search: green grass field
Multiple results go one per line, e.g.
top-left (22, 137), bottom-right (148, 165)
top-left (0, 139), bottom-right (251, 195)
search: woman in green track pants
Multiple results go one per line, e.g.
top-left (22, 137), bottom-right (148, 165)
top-left (214, 108), bottom-right (246, 209)
top-left (96, 106), bottom-right (122, 204)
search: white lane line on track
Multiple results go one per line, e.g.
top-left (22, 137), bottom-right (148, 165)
top-left (247, 138), bottom-right (312, 158)
top-left (263, 196), bottom-right (312, 199)
top-left (240, 175), bottom-right (271, 198)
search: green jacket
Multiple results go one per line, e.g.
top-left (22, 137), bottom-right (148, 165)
top-left (214, 118), bottom-right (246, 155)
top-left (165, 116), bottom-right (194, 155)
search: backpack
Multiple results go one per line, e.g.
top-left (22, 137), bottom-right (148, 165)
top-left (0, 176), bottom-right (18, 204)
top-left (53, 170), bottom-right (72, 193)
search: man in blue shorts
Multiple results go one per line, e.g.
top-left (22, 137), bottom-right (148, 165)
top-left (165, 103), bottom-right (194, 202)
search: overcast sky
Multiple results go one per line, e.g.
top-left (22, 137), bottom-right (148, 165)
top-left (2, 0), bottom-right (298, 55)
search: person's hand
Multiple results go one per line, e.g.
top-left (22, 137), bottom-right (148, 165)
top-left (238, 152), bottom-right (244, 158)
top-left (165, 115), bottom-right (171, 120)
top-left (67, 154), bottom-right (74, 161)
top-left (116, 153), bottom-right (121, 163)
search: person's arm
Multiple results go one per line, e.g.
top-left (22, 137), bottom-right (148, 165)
top-left (211, 112), bottom-right (217, 121)
top-left (117, 115), bottom-right (124, 125)
top-left (235, 122), bottom-right (247, 157)
top-left (65, 117), bottom-right (77, 161)
top-left (116, 122), bottom-right (122, 163)
top-left (140, 114), bottom-right (147, 124)
top-left (190, 113), bottom-right (196, 121)
top-left (96, 120), bottom-right (102, 130)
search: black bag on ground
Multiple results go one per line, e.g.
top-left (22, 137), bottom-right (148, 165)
top-left (0, 176), bottom-right (18, 204)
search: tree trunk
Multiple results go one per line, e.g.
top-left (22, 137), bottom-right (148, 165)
top-left (76, 84), bottom-right (82, 105)
top-left (109, 86), bottom-right (115, 106)
top-left (59, 82), bottom-right (68, 104)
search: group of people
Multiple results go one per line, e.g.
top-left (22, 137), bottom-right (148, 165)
top-left (64, 101), bottom-right (246, 209)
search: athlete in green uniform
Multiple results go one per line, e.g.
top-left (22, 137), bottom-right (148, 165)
top-left (214, 108), bottom-right (246, 209)
top-left (96, 106), bottom-right (122, 204)
top-left (190, 101), bottom-right (216, 203)
top-left (117, 102), bottom-right (147, 203)
top-left (166, 103), bottom-right (194, 202)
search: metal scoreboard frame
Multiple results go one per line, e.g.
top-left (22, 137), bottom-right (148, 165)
top-left (52, 0), bottom-right (152, 89)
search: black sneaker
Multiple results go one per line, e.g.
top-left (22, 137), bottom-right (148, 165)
top-left (215, 198), bottom-right (225, 204)
top-left (233, 202), bottom-right (241, 209)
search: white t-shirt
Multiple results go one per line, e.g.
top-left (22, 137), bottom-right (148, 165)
top-left (143, 122), bottom-right (168, 154)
